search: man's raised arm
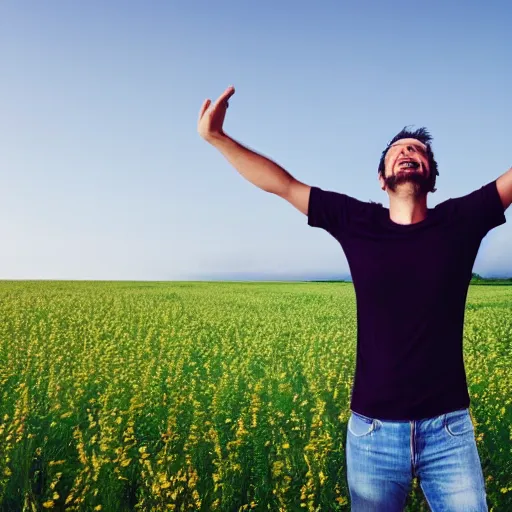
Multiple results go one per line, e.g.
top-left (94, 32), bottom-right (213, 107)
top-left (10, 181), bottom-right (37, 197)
top-left (496, 166), bottom-right (512, 211)
top-left (197, 86), bottom-right (311, 215)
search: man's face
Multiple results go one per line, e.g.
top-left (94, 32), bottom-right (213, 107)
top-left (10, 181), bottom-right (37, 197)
top-left (380, 138), bottom-right (431, 194)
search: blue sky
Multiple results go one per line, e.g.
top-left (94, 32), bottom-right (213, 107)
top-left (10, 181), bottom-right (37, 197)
top-left (1, 0), bottom-right (511, 281)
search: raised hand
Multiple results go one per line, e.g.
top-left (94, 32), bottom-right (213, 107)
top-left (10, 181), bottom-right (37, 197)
top-left (197, 85), bottom-right (235, 142)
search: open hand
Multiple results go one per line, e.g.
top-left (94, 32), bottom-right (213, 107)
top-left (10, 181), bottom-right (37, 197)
top-left (198, 85), bottom-right (235, 142)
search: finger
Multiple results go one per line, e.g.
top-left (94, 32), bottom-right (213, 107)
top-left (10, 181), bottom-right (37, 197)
top-left (213, 85), bottom-right (235, 110)
top-left (198, 99), bottom-right (211, 121)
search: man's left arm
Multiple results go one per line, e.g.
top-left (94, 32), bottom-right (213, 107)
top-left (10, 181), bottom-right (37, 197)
top-left (496, 167), bottom-right (512, 212)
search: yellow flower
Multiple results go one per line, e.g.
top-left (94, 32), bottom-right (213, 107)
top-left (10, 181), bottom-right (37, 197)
top-left (42, 501), bottom-right (55, 509)
top-left (49, 460), bottom-right (65, 466)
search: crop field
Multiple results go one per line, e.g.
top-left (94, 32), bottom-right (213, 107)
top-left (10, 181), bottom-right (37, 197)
top-left (0, 280), bottom-right (511, 511)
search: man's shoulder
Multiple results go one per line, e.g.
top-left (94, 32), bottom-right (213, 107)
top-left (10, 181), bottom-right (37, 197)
top-left (312, 187), bottom-right (380, 209)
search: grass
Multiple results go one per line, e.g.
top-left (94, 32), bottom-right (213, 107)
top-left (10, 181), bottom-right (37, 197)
top-left (0, 280), bottom-right (510, 511)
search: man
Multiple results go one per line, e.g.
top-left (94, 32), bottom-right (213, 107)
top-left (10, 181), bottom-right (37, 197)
top-left (197, 86), bottom-right (512, 511)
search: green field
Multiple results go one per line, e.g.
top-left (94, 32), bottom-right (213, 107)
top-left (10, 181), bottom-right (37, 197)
top-left (0, 281), bottom-right (511, 511)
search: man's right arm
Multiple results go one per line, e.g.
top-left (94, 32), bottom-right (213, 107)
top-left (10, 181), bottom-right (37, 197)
top-left (208, 133), bottom-right (311, 216)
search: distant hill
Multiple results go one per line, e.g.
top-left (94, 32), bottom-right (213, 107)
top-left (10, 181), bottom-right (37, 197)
top-left (470, 273), bottom-right (512, 285)
top-left (180, 271), bottom-right (509, 284)
top-left (185, 271), bottom-right (353, 282)
top-left (306, 273), bottom-right (512, 285)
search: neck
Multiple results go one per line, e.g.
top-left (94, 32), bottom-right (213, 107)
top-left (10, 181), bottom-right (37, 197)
top-left (387, 189), bottom-right (428, 225)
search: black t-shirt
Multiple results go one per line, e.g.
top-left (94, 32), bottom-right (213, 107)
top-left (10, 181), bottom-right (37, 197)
top-left (308, 179), bottom-right (507, 420)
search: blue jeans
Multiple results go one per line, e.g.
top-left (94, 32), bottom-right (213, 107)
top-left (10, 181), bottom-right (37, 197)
top-left (345, 407), bottom-right (488, 511)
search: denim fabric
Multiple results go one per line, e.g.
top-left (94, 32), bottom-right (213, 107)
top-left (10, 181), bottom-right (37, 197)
top-left (345, 407), bottom-right (488, 511)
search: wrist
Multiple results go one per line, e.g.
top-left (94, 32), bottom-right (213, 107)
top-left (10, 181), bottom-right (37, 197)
top-left (206, 131), bottom-right (229, 146)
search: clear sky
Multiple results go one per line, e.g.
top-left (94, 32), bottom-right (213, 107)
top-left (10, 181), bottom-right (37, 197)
top-left (1, 0), bottom-right (511, 281)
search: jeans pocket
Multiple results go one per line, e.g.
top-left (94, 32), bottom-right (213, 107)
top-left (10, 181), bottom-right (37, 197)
top-left (444, 408), bottom-right (474, 437)
top-left (348, 411), bottom-right (377, 438)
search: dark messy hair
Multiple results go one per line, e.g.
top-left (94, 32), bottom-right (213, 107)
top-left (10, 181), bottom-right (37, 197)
top-left (378, 126), bottom-right (440, 193)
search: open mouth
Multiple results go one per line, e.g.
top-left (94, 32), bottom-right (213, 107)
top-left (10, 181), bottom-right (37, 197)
top-left (397, 161), bottom-right (420, 171)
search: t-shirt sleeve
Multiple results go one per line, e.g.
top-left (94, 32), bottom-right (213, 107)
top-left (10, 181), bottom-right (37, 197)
top-left (307, 185), bottom-right (369, 239)
top-left (451, 179), bottom-right (506, 238)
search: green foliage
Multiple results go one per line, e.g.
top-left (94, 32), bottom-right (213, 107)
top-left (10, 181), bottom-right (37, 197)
top-left (471, 273), bottom-right (512, 285)
top-left (0, 281), bottom-right (510, 511)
